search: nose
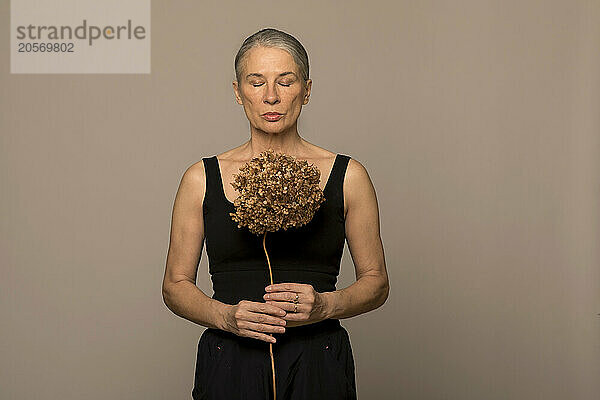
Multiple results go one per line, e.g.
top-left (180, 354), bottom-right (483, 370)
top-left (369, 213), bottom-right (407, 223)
top-left (263, 83), bottom-right (280, 105)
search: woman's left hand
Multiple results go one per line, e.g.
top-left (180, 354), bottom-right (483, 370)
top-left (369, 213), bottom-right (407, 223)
top-left (263, 283), bottom-right (328, 328)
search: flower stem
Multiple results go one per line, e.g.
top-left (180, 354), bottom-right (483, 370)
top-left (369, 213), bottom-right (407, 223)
top-left (263, 231), bottom-right (276, 400)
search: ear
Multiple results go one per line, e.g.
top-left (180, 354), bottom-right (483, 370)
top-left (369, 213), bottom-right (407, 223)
top-left (303, 79), bottom-right (312, 105)
top-left (232, 80), bottom-right (243, 105)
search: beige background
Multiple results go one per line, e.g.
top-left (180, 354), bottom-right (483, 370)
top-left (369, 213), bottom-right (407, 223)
top-left (1, 1), bottom-right (599, 399)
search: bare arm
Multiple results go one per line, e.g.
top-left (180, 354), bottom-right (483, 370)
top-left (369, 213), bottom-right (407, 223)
top-left (321, 158), bottom-right (389, 319)
top-left (161, 161), bottom-right (229, 330)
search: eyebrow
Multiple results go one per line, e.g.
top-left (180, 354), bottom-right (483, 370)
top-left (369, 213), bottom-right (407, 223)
top-left (245, 72), bottom-right (297, 79)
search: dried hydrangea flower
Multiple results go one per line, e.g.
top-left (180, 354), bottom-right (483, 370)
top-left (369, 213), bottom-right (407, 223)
top-left (228, 148), bottom-right (326, 235)
top-left (226, 148), bottom-right (326, 399)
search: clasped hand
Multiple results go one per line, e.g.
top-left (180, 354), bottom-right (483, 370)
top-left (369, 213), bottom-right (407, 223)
top-left (224, 283), bottom-right (328, 344)
top-left (264, 283), bottom-right (328, 328)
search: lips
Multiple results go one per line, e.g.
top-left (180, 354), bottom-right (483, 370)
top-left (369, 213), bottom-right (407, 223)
top-left (262, 112), bottom-right (283, 121)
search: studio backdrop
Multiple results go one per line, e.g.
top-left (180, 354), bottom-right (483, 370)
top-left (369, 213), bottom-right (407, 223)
top-left (1, 1), bottom-right (599, 399)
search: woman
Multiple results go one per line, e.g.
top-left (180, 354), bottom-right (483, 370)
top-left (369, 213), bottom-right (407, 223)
top-left (162, 27), bottom-right (389, 400)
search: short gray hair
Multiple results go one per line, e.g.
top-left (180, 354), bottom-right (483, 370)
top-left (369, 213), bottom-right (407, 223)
top-left (234, 28), bottom-right (309, 86)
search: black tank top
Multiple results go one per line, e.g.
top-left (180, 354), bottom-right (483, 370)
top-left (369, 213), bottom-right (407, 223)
top-left (201, 153), bottom-right (351, 305)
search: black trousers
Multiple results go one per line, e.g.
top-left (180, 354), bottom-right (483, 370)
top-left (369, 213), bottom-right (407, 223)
top-left (192, 319), bottom-right (357, 400)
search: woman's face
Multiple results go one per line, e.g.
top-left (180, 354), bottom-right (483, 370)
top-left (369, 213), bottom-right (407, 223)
top-left (233, 46), bottom-right (312, 134)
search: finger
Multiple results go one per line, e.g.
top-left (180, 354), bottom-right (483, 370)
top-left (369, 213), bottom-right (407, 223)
top-left (246, 300), bottom-right (287, 317)
top-left (265, 283), bottom-right (306, 293)
top-left (264, 291), bottom-right (300, 302)
top-left (266, 300), bottom-right (305, 314)
top-left (245, 309), bottom-right (288, 327)
top-left (279, 311), bottom-right (306, 321)
top-left (239, 328), bottom-right (278, 343)
top-left (240, 319), bottom-right (287, 335)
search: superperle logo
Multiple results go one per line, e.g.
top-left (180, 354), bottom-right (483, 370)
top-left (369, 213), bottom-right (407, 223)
top-left (15, 19), bottom-right (147, 46)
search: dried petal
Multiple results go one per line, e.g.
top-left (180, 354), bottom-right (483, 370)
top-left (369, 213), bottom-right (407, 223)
top-left (228, 148), bottom-right (326, 235)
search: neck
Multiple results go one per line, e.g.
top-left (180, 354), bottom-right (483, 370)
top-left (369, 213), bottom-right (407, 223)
top-left (244, 121), bottom-right (306, 157)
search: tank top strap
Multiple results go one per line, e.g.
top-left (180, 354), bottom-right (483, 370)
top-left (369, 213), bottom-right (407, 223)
top-left (324, 154), bottom-right (351, 219)
top-left (201, 156), bottom-right (222, 208)
top-left (326, 154), bottom-right (351, 195)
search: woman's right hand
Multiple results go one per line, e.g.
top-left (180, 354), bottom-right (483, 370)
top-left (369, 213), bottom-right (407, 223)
top-left (223, 300), bottom-right (287, 343)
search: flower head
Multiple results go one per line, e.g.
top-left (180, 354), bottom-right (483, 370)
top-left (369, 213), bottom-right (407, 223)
top-left (229, 148), bottom-right (326, 235)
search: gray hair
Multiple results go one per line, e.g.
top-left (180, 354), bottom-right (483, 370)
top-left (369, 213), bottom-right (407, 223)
top-left (234, 28), bottom-right (309, 86)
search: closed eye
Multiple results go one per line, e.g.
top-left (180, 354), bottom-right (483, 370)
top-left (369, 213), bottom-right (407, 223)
top-left (251, 83), bottom-right (292, 87)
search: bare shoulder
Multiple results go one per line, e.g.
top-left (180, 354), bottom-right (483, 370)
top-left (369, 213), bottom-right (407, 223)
top-left (342, 157), bottom-right (377, 218)
top-left (345, 157), bottom-right (372, 185)
top-left (177, 159), bottom-right (207, 209)
top-left (186, 158), bottom-right (207, 177)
